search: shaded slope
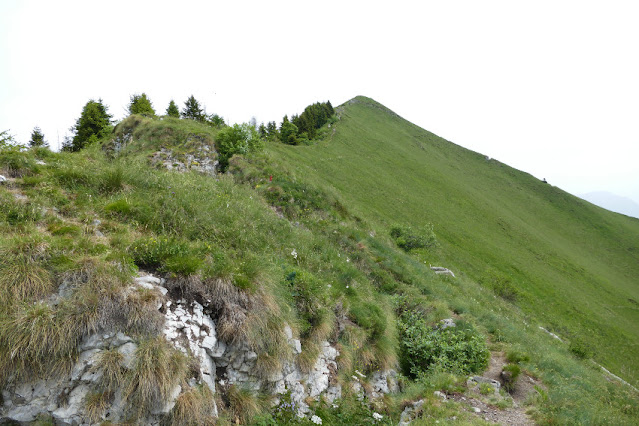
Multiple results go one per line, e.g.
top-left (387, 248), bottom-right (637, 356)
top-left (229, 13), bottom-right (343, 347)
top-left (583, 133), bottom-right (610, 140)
top-left (268, 96), bottom-right (639, 385)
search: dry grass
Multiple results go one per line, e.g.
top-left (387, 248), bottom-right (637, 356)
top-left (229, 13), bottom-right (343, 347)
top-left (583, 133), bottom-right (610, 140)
top-left (94, 348), bottom-right (125, 393)
top-left (170, 385), bottom-right (218, 426)
top-left (124, 337), bottom-right (188, 415)
top-left (0, 302), bottom-right (79, 379)
top-left (84, 390), bottom-right (111, 423)
top-left (122, 287), bottom-right (164, 335)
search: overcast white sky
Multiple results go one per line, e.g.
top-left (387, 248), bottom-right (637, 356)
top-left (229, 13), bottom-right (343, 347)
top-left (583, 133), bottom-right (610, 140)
top-left (1, 0), bottom-right (638, 204)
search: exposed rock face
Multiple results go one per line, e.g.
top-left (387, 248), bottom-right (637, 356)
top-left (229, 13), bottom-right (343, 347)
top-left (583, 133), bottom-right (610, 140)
top-left (0, 273), bottom-right (398, 423)
top-left (151, 147), bottom-right (218, 175)
top-left (1, 332), bottom-right (141, 425)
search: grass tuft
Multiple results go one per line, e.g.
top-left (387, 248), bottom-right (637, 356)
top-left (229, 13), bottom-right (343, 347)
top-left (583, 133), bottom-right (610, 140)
top-left (124, 337), bottom-right (188, 415)
top-left (170, 385), bottom-right (218, 426)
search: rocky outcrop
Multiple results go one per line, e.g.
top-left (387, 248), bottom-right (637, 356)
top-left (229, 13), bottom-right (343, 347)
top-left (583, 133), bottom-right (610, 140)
top-left (1, 273), bottom-right (398, 424)
top-left (1, 332), bottom-right (141, 424)
top-left (151, 147), bottom-right (218, 175)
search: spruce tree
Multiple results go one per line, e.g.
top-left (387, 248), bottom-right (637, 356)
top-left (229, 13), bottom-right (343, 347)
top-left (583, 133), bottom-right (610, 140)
top-left (181, 95), bottom-right (206, 122)
top-left (69, 99), bottom-right (112, 152)
top-left (128, 93), bottom-right (156, 117)
top-left (280, 116), bottom-right (299, 145)
top-left (29, 127), bottom-right (47, 148)
top-left (266, 121), bottom-right (278, 139)
top-left (166, 100), bottom-right (180, 118)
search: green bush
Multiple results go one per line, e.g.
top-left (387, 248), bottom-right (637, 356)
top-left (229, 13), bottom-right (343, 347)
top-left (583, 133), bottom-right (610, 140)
top-left (215, 123), bottom-right (264, 171)
top-left (398, 309), bottom-right (489, 377)
top-left (390, 224), bottom-right (436, 251)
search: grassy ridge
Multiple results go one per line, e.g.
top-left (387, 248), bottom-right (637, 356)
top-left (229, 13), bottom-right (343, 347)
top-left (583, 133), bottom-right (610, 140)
top-left (267, 96), bottom-right (639, 386)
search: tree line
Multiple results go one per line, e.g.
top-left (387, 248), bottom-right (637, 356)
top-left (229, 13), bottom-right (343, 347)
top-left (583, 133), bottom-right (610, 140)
top-left (8, 94), bottom-right (335, 153)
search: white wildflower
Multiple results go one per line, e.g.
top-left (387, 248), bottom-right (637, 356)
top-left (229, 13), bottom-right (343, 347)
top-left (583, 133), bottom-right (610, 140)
top-left (355, 370), bottom-right (366, 378)
top-left (291, 249), bottom-right (298, 259)
top-left (346, 257), bottom-right (350, 262)
top-left (373, 412), bottom-right (383, 421)
top-left (311, 415), bottom-right (323, 424)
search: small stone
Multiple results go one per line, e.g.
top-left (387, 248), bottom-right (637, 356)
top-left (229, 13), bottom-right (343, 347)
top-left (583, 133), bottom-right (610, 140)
top-left (472, 407), bottom-right (481, 413)
top-left (118, 342), bottom-right (138, 369)
top-left (434, 390), bottom-right (447, 400)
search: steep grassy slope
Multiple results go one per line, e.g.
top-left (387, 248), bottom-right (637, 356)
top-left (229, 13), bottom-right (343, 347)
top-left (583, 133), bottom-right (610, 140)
top-left (2, 109), bottom-right (638, 424)
top-left (268, 96), bottom-right (639, 386)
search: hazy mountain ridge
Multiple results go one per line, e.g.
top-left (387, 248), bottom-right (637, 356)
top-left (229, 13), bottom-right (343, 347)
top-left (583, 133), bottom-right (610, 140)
top-left (580, 190), bottom-right (639, 219)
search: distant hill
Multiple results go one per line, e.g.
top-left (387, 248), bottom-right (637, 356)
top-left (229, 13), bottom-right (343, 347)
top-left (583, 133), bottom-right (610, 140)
top-left (580, 190), bottom-right (639, 219)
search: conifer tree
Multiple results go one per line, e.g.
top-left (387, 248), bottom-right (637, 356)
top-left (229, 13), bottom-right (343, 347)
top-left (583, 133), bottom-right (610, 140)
top-left (128, 93), bottom-right (156, 117)
top-left (166, 100), bottom-right (180, 118)
top-left (68, 99), bottom-right (112, 152)
top-left (181, 95), bottom-right (206, 122)
top-left (29, 127), bottom-right (48, 148)
top-left (266, 121), bottom-right (278, 139)
top-left (280, 115), bottom-right (299, 145)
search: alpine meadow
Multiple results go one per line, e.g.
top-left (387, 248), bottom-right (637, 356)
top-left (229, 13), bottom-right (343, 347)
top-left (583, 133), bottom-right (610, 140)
top-left (0, 95), bottom-right (638, 425)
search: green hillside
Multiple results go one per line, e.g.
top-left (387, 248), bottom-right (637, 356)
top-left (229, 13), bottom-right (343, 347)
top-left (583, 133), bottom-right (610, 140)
top-left (1, 98), bottom-right (638, 424)
top-left (269, 96), bottom-right (639, 386)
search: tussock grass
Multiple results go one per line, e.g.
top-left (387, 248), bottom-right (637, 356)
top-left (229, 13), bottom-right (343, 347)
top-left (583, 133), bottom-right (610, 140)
top-left (0, 302), bottom-right (78, 379)
top-left (121, 287), bottom-right (164, 336)
top-left (94, 348), bottom-right (125, 393)
top-left (170, 385), bottom-right (217, 426)
top-left (124, 337), bottom-right (187, 415)
top-left (84, 391), bottom-right (111, 423)
top-left (0, 257), bottom-right (53, 305)
top-left (224, 384), bottom-right (264, 425)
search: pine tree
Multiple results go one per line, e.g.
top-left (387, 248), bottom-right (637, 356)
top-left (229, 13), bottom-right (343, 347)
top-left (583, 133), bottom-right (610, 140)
top-left (128, 93), bottom-right (156, 117)
top-left (29, 127), bottom-right (48, 148)
top-left (280, 115), bottom-right (299, 145)
top-left (266, 121), bottom-right (278, 140)
top-left (181, 95), bottom-right (206, 122)
top-left (166, 100), bottom-right (180, 118)
top-left (258, 123), bottom-right (267, 138)
top-left (69, 99), bottom-right (112, 152)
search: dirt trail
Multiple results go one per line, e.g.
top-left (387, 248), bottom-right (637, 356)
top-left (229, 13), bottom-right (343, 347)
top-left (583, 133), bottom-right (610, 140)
top-left (449, 352), bottom-right (537, 425)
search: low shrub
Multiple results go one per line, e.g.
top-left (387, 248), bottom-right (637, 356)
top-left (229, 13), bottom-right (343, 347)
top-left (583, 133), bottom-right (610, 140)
top-left (398, 309), bottom-right (489, 377)
top-left (390, 224), bottom-right (436, 251)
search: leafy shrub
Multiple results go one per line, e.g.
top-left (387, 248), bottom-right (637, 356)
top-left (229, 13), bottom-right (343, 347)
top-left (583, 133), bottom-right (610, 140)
top-left (215, 123), bottom-right (264, 171)
top-left (390, 224), bottom-right (436, 251)
top-left (398, 309), bottom-right (489, 377)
